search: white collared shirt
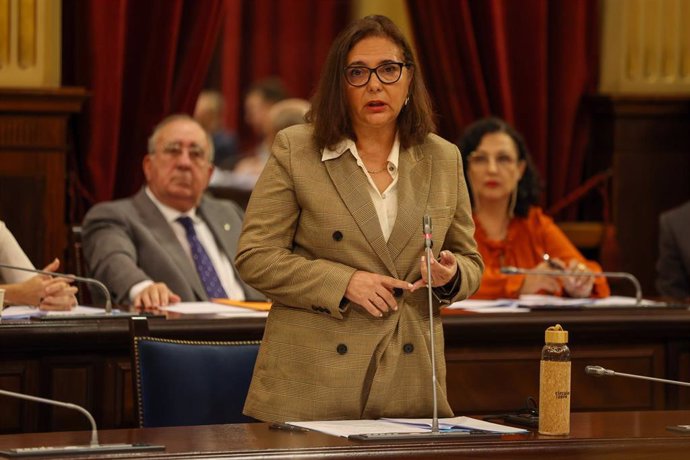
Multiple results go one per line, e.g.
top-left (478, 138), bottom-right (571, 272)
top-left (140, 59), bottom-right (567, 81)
top-left (128, 188), bottom-right (246, 302)
top-left (322, 137), bottom-right (399, 240)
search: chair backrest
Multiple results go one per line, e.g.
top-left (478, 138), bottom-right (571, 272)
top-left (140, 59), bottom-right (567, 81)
top-left (130, 318), bottom-right (260, 427)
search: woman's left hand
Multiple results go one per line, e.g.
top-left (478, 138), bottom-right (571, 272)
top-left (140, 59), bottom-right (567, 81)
top-left (562, 259), bottom-right (594, 298)
top-left (38, 277), bottom-right (78, 311)
top-left (411, 250), bottom-right (458, 291)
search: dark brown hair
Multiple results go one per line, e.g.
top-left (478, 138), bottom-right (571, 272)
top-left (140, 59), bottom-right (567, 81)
top-left (307, 15), bottom-right (435, 150)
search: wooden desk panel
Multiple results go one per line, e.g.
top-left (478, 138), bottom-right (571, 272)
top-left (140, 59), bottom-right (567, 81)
top-left (1, 309), bottom-right (690, 433)
top-left (0, 411), bottom-right (689, 459)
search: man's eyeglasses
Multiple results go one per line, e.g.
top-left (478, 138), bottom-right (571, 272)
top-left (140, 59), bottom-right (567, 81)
top-left (159, 142), bottom-right (208, 165)
top-left (344, 62), bottom-right (411, 87)
top-left (467, 151), bottom-right (519, 169)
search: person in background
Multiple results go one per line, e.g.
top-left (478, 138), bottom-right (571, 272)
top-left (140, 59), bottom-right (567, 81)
top-left (193, 90), bottom-right (240, 170)
top-left (458, 116), bottom-right (610, 299)
top-left (0, 220), bottom-right (77, 310)
top-left (243, 77), bottom-right (288, 159)
top-left (656, 200), bottom-right (690, 300)
top-left (83, 114), bottom-right (263, 307)
top-left (235, 15), bottom-right (482, 423)
top-left (233, 98), bottom-right (310, 179)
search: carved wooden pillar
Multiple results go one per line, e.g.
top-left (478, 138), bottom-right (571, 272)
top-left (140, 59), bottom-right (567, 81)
top-left (0, 88), bottom-right (87, 266)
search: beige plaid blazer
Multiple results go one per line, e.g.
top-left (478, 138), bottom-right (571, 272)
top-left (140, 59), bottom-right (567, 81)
top-left (236, 124), bottom-right (483, 422)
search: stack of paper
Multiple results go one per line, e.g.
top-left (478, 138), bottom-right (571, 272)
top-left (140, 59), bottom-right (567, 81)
top-left (287, 416), bottom-right (527, 437)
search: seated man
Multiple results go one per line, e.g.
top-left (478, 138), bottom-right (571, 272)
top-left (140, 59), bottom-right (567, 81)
top-left (656, 200), bottom-right (690, 300)
top-left (83, 114), bottom-right (263, 307)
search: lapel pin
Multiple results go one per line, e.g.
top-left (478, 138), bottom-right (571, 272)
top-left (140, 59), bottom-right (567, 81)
top-left (224, 223), bottom-right (231, 231)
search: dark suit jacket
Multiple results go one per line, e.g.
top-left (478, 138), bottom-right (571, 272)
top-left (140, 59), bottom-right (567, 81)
top-left (657, 200), bottom-right (690, 299)
top-left (83, 188), bottom-right (263, 305)
top-left (236, 124), bottom-right (483, 422)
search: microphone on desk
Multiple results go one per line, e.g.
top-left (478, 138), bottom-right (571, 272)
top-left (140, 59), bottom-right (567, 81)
top-left (499, 266), bottom-right (643, 305)
top-left (0, 387), bottom-right (163, 456)
top-left (0, 262), bottom-right (113, 314)
top-left (585, 365), bottom-right (690, 387)
top-left (351, 216), bottom-right (475, 441)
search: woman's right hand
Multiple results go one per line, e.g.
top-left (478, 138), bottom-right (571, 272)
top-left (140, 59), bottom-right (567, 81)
top-left (5, 272), bottom-right (77, 311)
top-left (344, 271), bottom-right (413, 318)
top-left (519, 261), bottom-right (561, 295)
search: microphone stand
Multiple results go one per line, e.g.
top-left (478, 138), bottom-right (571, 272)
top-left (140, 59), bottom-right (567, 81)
top-left (0, 388), bottom-right (164, 456)
top-left (585, 365), bottom-right (690, 433)
top-left (500, 266), bottom-right (643, 305)
top-left (0, 262), bottom-right (113, 315)
top-left (424, 216), bottom-right (439, 434)
top-left (585, 365), bottom-right (690, 387)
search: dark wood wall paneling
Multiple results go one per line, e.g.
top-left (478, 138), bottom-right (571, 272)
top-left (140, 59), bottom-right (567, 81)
top-left (0, 88), bottom-right (87, 268)
top-left (587, 96), bottom-right (690, 296)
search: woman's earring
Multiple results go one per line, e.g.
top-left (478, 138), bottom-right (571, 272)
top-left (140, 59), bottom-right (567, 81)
top-left (508, 187), bottom-right (518, 218)
top-left (404, 96), bottom-right (409, 106)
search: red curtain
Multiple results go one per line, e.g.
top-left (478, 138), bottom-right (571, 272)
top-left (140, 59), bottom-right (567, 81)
top-left (406, 0), bottom-right (599, 209)
top-left (63, 0), bottom-right (224, 205)
top-left (220, 0), bottom-right (348, 145)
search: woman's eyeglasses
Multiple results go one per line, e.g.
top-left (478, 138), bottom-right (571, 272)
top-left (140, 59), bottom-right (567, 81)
top-left (344, 62), bottom-right (411, 87)
top-left (467, 151), bottom-right (519, 169)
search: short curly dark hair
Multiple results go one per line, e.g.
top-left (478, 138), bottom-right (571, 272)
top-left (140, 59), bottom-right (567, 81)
top-left (457, 117), bottom-right (541, 218)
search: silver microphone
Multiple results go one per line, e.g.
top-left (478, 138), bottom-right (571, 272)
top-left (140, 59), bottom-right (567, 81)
top-left (0, 262), bottom-right (113, 314)
top-left (499, 266), bottom-right (643, 305)
top-left (0, 388), bottom-right (163, 455)
top-left (585, 365), bottom-right (690, 387)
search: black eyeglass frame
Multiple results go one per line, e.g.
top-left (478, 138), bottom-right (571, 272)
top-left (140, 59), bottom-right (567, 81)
top-left (343, 62), bottom-right (412, 87)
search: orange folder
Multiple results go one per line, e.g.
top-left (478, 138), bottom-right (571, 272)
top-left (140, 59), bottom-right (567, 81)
top-left (212, 298), bottom-right (272, 311)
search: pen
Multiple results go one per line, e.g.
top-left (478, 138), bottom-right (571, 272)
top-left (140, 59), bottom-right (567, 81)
top-left (269, 422), bottom-right (309, 433)
top-left (542, 253), bottom-right (563, 271)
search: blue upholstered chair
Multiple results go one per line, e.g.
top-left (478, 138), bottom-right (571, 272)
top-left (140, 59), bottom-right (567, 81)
top-left (130, 317), bottom-right (260, 427)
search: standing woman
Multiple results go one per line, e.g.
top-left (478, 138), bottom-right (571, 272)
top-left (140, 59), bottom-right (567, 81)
top-left (236, 15), bottom-right (483, 422)
top-left (458, 117), bottom-right (610, 299)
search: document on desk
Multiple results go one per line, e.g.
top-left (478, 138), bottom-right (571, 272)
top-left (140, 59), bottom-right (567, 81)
top-left (1, 305), bottom-right (115, 319)
top-left (447, 299), bottom-right (529, 313)
top-left (160, 302), bottom-right (268, 317)
top-left (287, 417), bottom-right (526, 437)
top-left (382, 416), bottom-right (528, 434)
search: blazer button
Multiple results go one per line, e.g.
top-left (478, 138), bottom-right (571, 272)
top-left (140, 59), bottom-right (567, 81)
top-left (393, 288), bottom-right (403, 298)
top-left (403, 343), bottom-right (414, 354)
top-left (336, 344), bottom-right (348, 355)
top-left (332, 231), bottom-right (343, 241)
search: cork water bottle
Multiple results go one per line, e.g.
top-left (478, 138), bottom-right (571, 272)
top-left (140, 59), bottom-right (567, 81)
top-left (538, 324), bottom-right (571, 435)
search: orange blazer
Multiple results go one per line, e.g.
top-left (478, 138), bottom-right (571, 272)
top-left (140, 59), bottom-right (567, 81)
top-left (471, 207), bottom-right (610, 299)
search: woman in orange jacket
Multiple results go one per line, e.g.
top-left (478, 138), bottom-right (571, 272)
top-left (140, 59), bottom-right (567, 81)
top-left (458, 117), bottom-right (609, 299)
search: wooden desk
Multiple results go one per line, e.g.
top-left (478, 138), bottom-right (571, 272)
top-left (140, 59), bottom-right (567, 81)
top-left (1, 308), bottom-right (690, 434)
top-left (0, 411), bottom-right (689, 459)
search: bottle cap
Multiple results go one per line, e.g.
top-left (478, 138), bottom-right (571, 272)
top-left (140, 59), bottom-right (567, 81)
top-left (545, 324), bottom-right (568, 343)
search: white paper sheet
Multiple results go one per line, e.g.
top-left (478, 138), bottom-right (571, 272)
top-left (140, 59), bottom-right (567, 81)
top-left (287, 416), bottom-right (527, 437)
top-left (1, 305), bottom-right (114, 319)
top-left (382, 416), bottom-right (528, 434)
top-left (160, 302), bottom-right (268, 317)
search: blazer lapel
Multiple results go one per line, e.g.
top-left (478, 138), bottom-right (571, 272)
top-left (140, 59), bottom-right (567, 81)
top-left (387, 144), bottom-right (431, 267)
top-left (325, 151), bottom-right (398, 277)
top-left (133, 190), bottom-right (207, 300)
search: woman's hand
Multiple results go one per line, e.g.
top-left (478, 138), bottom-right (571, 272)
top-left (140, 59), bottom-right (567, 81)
top-left (4, 259), bottom-right (78, 310)
top-left (561, 259), bottom-right (594, 298)
top-left (519, 261), bottom-right (561, 295)
top-left (344, 271), bottom-right (413, 318)
top-left (411, 250), bottom-right (458, 291)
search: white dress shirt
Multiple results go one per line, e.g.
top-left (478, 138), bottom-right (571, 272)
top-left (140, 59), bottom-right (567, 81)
top-left (128, 188), bottom-right (246, 302)
top-left (321, 136), bottom-right (400, 240)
